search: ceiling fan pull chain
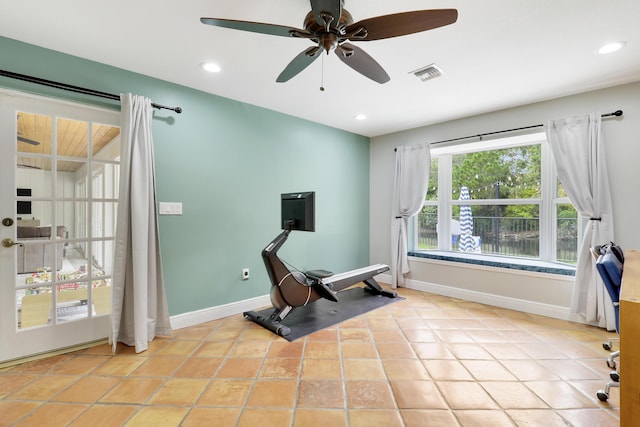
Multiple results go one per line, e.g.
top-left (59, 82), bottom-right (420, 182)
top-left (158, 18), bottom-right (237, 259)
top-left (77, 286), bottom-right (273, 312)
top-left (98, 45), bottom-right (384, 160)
top-left (320, 53), bottom-right (325, 91)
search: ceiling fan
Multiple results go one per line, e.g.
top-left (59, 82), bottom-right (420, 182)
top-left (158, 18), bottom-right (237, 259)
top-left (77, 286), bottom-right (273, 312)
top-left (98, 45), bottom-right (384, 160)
top-left (18, 134), bottom-right (41, 146)
top-left (16, 114), bottom-right (41, 145)
top-left (201, 0), bottom-right (458, 84)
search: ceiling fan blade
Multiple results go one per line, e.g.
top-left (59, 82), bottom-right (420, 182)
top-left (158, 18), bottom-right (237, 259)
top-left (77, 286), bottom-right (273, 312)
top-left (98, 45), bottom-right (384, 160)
top-left (276, 46), bottom-right (323, 82)
top-left (345, 9), bottom-right (458, 41)
top-left (200, 17), bottom-right (304, 38)
top-left (18, 164), bottom-right (42, 170)
top-left (335, 43), bottom-right (390, 84)
top-left (311, 0), bottom-right (342, 27)
top-left (18, 136), bottom-right (41, 146)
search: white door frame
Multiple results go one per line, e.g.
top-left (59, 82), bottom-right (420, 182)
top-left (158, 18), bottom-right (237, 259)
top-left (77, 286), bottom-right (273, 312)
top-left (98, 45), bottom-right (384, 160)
top-left (0, 89), bottom-right (119, 364)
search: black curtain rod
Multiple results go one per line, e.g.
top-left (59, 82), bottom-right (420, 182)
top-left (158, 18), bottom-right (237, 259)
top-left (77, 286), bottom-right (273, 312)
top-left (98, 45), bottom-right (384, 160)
top-left (0, 69), bottom-right (182, 114)
top-left (394, 110), bottom-right (623, 151)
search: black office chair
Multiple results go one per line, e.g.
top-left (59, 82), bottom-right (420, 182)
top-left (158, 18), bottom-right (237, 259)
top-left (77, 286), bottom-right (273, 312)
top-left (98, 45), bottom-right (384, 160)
top-left (594, 247), bottom-right (623, 402)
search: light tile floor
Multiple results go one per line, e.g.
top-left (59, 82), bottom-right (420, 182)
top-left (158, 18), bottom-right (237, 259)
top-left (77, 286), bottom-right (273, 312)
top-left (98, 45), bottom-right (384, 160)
top-left (0, 286), bottom-right (620, 426)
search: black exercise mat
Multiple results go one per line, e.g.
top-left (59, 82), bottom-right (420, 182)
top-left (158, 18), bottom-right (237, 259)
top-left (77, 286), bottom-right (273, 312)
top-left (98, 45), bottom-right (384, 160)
top-left (255, 287), bottom-right (404, 341)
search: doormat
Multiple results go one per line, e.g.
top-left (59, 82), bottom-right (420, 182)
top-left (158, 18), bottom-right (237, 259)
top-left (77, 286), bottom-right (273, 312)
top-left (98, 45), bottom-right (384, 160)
top-left (254, 287), bottom-right (404, 341)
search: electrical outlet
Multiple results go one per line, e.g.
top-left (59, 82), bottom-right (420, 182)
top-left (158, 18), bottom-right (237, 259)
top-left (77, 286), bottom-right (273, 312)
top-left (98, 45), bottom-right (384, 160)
top-left (241, 268), bottom-right (250, 280)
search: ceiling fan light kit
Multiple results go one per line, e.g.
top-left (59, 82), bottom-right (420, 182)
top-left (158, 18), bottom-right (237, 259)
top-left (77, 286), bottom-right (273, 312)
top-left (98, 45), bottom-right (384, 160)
top-left (201, 0), bottom-right (457, 84)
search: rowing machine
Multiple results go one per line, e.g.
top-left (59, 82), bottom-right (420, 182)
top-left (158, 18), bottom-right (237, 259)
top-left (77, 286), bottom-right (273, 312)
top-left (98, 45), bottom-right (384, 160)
top-left (243, 226), bottom-right (396, 337)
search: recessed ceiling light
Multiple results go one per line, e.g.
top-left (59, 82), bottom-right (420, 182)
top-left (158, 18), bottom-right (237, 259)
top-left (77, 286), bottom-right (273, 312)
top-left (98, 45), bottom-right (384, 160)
top-left (597, 41), bottom-right (626, 54)
top-left (201, 62), bottom-right (221, 73)
top-left (355, 114), bottom-right (367, 121)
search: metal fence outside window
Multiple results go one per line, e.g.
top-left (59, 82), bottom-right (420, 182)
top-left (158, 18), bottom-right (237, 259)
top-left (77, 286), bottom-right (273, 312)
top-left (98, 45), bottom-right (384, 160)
top-left (417, 212), bottom-right (578, 263)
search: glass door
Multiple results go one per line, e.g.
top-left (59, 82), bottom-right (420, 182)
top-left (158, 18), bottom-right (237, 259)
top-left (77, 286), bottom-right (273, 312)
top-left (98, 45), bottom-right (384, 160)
top-left (0, 91), bottom-right (120, 364)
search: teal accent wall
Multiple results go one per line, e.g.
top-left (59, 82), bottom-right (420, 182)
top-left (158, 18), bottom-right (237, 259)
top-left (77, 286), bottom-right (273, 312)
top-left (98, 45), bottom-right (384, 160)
top-left (0, 36), bottom-right (371, 316)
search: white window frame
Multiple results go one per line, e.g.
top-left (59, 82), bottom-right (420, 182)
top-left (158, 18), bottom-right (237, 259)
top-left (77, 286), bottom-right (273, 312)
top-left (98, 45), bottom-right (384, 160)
top-left (413, 131), bottom-right (583, 264)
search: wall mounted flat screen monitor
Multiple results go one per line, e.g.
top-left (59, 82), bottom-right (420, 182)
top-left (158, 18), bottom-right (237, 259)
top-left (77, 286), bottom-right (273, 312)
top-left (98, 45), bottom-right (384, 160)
top-left (17, 188), bottom-right (32, 215)
top-left (17, 202), bottom-right (32, 215)
top-left (281, 191), bottom-right (315, 232)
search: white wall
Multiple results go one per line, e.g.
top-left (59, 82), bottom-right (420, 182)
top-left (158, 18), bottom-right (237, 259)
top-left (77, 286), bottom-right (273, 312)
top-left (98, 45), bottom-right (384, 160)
top-left (370, 81), bottom-right (640, 319)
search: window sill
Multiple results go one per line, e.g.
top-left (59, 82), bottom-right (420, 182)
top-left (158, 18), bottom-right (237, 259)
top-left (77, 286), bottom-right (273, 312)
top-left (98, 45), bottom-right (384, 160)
top-left (408, 251), bottom-right (576, 276)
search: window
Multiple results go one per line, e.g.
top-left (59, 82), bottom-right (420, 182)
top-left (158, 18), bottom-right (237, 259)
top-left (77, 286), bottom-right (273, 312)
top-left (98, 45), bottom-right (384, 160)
top-left (414, 132), bottom-right (580, 264)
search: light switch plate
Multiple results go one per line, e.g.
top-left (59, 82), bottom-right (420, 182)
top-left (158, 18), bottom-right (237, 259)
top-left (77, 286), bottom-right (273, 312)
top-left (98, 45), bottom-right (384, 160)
top-left (159, 202), bottom-right (183, 215)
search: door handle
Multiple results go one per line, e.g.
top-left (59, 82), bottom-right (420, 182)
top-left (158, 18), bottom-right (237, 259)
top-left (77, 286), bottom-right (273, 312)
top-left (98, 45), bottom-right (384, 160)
top-left (2, 238), bottom-right (23, 248)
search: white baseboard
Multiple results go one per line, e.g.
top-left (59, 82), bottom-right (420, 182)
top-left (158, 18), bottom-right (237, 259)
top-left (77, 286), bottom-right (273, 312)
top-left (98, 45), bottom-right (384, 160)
top-left (171, 274), bottom-right (574, 331)
top-left (377, 273), bottom-right (572, 321)
top-left (170, 294), bottom-right (271, 330)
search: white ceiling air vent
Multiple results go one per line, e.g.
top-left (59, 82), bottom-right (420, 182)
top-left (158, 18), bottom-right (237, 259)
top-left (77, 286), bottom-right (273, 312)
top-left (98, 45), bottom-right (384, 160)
top-left (410, 63), bottom-right (443, 82)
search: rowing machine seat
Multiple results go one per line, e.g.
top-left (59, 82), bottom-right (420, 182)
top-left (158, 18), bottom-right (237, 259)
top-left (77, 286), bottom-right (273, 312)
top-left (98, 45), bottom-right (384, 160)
top-left (305, 269), bottom-right (334, 279)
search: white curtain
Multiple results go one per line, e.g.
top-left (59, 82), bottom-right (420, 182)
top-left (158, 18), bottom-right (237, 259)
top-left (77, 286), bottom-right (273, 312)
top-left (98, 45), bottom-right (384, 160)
top-left (391, 144), bottom-right (431, 288)
top-left (546, 112), bottom-right (615, 330)
top-left (111, 94), bottom-right (172, 353)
